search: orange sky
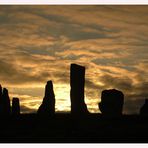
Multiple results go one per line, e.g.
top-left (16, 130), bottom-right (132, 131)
top-left (0, 6), bottom-right (147, 114)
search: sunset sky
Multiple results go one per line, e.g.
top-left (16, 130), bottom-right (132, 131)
top-left (0, 5), bottom-right (147, 114)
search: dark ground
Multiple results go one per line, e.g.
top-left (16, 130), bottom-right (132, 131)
top-left (0, 113), bottom-right (148, 143)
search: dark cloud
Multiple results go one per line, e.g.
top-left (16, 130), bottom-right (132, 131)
top-left (98, 74), bottom-right (133, 91)
top-left (85, 79), bottom-right (103, 90)
top-left (123, 99), bottom-right (144, 114)
top-left (9, 87), bottom-right (44, 98)
top-left (20, 105), bottom-right (36, 113)
top-left (0, 58), bottom-right (51, 85)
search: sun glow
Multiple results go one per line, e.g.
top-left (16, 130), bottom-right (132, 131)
top-left (7, 80), bottom-right (101, 113)
top-left (54, 83), bottom-right (71, 112)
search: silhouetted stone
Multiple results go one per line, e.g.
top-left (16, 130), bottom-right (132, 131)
top-left (99, 89), bottom-right (124, 117)
top-left (37, 80), bottom-right (55, 116)
top-left (12, 97), bottom-right (20, 116)
top-left (0, 87), bottom-right (11, 116)
top-left (70, 64), bottom-right (88, 115)
top-left (0, 85), bottom-right (2, 100)
top-left (0, 85), bottom-right (3, 114)
top-left (140, 99), bottom-right (148, 116)
top-left (0, 85), bottom-right (2, 108)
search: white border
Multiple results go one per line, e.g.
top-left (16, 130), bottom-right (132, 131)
top-left (0, 0), bottom-right (148, 5)
top-left (2, 144), bottom-right (148, 148)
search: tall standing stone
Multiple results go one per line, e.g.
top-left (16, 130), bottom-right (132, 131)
top-left (99, 89), bottom-right (124, 117)
top-left (140, 99), bottom-right (148, 116)
top-left (0, 85), bottom-right (3, 114)
top-left (70, 64), bottom-right (88, 115)
top-left (0, 85), bottom-right (2, 100)
top-left (37, 80), bottom-right (55, 116)
top-left (0, 88), bottom-right (11, 116)
top-left (12, 97), bottom-right (20, 116)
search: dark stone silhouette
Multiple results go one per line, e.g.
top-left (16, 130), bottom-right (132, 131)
top-left (0, 85), bottom-right (3, 114)
top-left (0, 86), bottom-right (11, 116)
top-left (70, 64), bottom-right (88, 115)
top-left (12, 97), bottom-right (20, 116)
top-left (37, 80), bottom-right (55, 116)
top-left (140, 99), bottom-right (148, 116)
top-left (0, 85), bottom-right (2, 100)
top-left (99, 89), bottom-right (124, 117)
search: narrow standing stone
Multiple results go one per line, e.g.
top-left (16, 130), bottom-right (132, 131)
top-left (12, 97), bottom-right (20, 116)
top-left (140, 99), bottom-right (148, 116)
top-left (0, 87), bottom-right (11, 116)
top-left (70, 64), bottom-right (88, 115)
top-left (37, 81), bottom-right (55, 116)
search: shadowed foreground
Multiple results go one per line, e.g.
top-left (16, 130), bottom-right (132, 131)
top-left (0, 113), bottom-right (148, 143)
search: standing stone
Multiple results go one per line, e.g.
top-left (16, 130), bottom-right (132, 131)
top-left (99, 89), bottom-right (124, 116)
top-left (12, 97), bottom-right (20, 116)
top-left (0, 85), bottom-right (2, 100)
top-left (0, 85), bottom-right (3, 114)
top-left (0, 87), bottom-right (11, 116)
top-left (37, 80), bottom-right (55, 116)
top-left (70, 64), bottom-right (88, 115)
top-left (140, 99), bottom-right (148, 116)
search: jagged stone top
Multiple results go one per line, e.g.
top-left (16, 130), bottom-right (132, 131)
top-left (101, 89), bottom-right (124, 103)
top-left (44, 80), bottom-right (54, 98)
top-left (144, 99), bottom-right (148, 104)
top-left (71, 63), bottom-right (85, 71)
top-left (102, 89), bottom-right (124, 96)
top-left (46, 80), bottom-right (53, 88)
top-left (2, 88), bottom-right (9, 97)
top-left (12, 97), bottom-right (19, 103)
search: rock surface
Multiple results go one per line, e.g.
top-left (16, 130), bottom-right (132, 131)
top-left (99, 89), bottom-right (124, 116)
top-left (37, 81), bottom-right (55, 116)
top-left (0, 86), bottom-right (11, 116)
top-left (140, 99), bottom-right (148, 116)
top-left (12, 97), bottom-right (20, 116)
top-left (70, 64), bottom-right (88, 115)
